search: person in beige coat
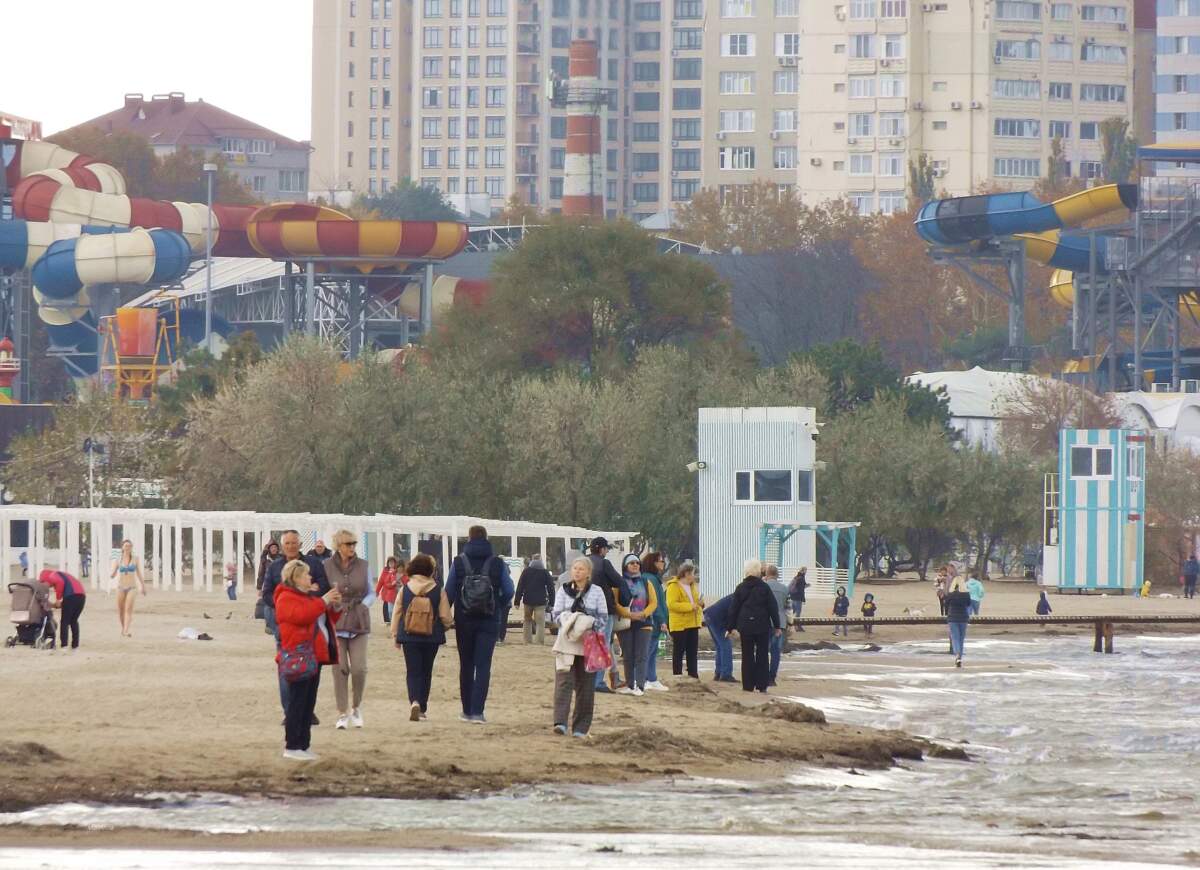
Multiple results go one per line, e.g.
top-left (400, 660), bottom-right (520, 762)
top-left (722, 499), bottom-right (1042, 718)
top-left (390, 554), bottom-right (454, 721)
top-left (325, 529), bottom-right (373, 729)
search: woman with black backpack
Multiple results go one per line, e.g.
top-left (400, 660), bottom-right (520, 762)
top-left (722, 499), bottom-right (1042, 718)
top-left (391, 554), bottom-right (454, 721)
top-left (726, 559), bottom-right (782, 693)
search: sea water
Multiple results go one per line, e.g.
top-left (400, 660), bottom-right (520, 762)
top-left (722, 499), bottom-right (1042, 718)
top-left (3, 635), bottom-right (1199, 868)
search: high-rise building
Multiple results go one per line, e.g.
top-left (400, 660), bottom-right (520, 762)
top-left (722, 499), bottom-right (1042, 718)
top-left (1153, 0), bottom-right (1200, 175)
top-left (798, 0), bottom-right (1138, 212)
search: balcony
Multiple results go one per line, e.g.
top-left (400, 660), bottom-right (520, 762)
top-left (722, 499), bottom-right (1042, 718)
top-left (518, 41), bottom-right (541, 54)
top-left (517, 99), bottom-right (540, 117)
top-left (515, 156), bottom-right (539, 175)
top-left (516, 128), bottom-right (540, 144)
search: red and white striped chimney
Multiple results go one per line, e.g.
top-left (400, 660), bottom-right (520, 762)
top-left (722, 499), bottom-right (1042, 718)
top-left (562, 39), bottom-right (603, 218)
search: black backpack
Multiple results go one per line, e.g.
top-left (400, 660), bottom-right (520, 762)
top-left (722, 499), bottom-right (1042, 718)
top-left (458, 554), bottom-right (497, 617)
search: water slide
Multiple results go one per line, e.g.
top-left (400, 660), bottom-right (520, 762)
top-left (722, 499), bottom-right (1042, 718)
top-left (1, 139), bottom-right (469, 379)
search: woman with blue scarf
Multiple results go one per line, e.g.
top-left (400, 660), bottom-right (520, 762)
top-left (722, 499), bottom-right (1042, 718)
top-left (640, 553), bottom-right (670, 692)
top-left (614, 554), bottom-right (657, 696)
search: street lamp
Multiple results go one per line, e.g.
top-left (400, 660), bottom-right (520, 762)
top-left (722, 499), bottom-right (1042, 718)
top-left (202, 162), bottom-right (218, 353)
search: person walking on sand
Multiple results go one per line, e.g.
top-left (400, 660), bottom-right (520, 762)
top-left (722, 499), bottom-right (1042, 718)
top-left (641, 553), bottom-right (670, 691)
top-left (552, 556), bottom-right (608, 738)
top-left (934, 570), bottom-right (948, 616)
top-left (788, 567), bottom-right (807, 631)
top-left (514, 556), bottom-right (556, 645)
top-left (262, 531), bottom-right (330, 724)
top-left (763, 565), bottom-right (789, 686)
top-left (944, 580), bottom-right (973, 668)
top-left (257, 540), bottom-right (281, 590)
top-left (111, 540), bottom-right (146, 638)
top-left (614, 554), bottom-right (656, 696)
top-left (224, 562), bottom-right (239, 601)
top-left (376, 557), bottom-right (401, 626)
top-left (586, 537), bottom-right (626, 694)
top-left (703, 590), bottom-right (737, 682)
top-left (39, 569), bottom-right (86, 651)
top-left (391, 554), bottom-right (453, 721)
top-left (861, 593), bottom-right (877, 637)
top-left (325, 529), bottom-right (375, 730)
top-left (446, 525), bottom-right (514, 724)
top-left (1184, 555), bottom-right (1199, 600)
top-left (831, 586), bottom-right (850, 636)
top-left (665, 563), bottom-right (704, 680)
top-left (966, 571), bottom-right (985, 616)
top-left (1036, 591), bottom-right (1052, 616)
top-left (275, 559), bottom-right (342, 761)
top-left (307, 540), bottom-right (334, 562)
top-left (727, 559), bottom-right (781, 693)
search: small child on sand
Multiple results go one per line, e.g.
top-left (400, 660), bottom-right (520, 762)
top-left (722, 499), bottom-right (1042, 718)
top-left (832, 586), bottom-right (850, 636)
top-left (1036, 591), bottom-right (1051, 616)
top-left (861, 593), bottom-right (877, 636)
top-left (1139, 579), bottom-right (1152, 599)
top-left (224, 562), bottom-right (238, 601)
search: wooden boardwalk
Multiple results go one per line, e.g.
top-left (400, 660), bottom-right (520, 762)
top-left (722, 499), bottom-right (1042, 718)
top-left (792, 615), bottom-right (1200, 653)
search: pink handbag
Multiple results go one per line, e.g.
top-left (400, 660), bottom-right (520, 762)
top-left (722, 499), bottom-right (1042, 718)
top-left (582, 629), bottom-right (613, 673)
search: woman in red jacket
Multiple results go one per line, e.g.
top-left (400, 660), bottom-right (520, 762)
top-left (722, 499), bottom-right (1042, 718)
top-left (274, 559), bottom-right (341, 761)
top-left (375, 557), bottom-right (401, 625)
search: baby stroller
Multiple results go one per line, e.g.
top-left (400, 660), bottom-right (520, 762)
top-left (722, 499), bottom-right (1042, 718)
top-left (5, 581), bottom-right (57, 649)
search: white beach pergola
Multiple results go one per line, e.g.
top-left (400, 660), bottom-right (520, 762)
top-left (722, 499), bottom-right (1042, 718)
top-left (0, 505), bottom-right (638, 593)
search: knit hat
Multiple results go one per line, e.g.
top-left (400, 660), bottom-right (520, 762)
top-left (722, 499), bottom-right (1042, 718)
top-left (622, 553), bottom-right (641, 569)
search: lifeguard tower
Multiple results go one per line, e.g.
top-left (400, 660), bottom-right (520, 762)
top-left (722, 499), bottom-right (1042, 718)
top-left (1042, 428), bottom-right (1145, 592)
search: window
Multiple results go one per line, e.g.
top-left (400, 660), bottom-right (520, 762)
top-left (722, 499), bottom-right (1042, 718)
top-left (422, 118), bottom-right (440, 138)
top-left (466, 117), bottom-right (480, 138)
top-left (1049, 40), bottom-right (1072, 61)
top-left (278, 170), bottom-right (305, 192)
top-left (850, 0), bottom-right (875, 16)
top-left (347, 150), bottom-right (355, 168)
top-left (720, 71), bottom-right (756, 94)
top-left (1050, 1), bottom-right (1072, 15)
top-left (773, 145), bottom-right (797, 168)
top-left (634, 62), bottom-right (661, 81)
top-left (380, 148), bottom-right (390, 171)
top-left (996, 0), bottom-right (1041, 18)
top-left (469, 0), bottom-right (481, 14)
top-left (1081, 83), bottom-right (1126, 102)
top-left (468, 56), bottom-right (480, 76)
top-left (882, 34), bottom-right (904, 58)
top-left (674, 58), bottom-right (702, 78)
top-left (849, 153), bottom-right (873, 175)
top-left (1048, 120), bottom-right (1071, 138)
top-left (879, 75), bottom-right (905, 97)
top-left (879, 113), bottom-right (906, 136)
top-left (673, 88), bottom-right (702, 109)
top-left (673, 118), bottom-right (701, 139)
top-left (423, 87), bottom-right (441, 107)
top-left (370, 0), bottom-right (380, 15)
top-left (722, 33), bottom-right (754, 55)
top-left (484, 56), bottom-right (505, 77)
top-left (368, 147), bottom-right (378, 170)
top-left (465, 146), bottom-right (479, 167)
top-left (878, 190), bottom-right (905, 215)
top-left (486, 25), bottom-right (506, 45)
top-left (994, 157), bottom-right (1041, 177)
top-left (1082, 3), bottom-right (1126, 20)
top-left (485, 146), bottom-right (505, 168)
top-left (633, 182), bottom-right (659, 201)
top-left (849, 75), bottom-right (876, 97)
top-left (673, 149), bottom-right (701, 170)
top-left (672, 179), bottom-right (700, 201)
top-left (1080, 160), bottom-right (1102, 177)
top-left (548, 147), bottom-right (565, 170)
top-left (775, 0), bottom-right (799, 12)
top-left (1080, 121), bottom-right (1098, 139)
top-left (635, 32), bottom-right (661, 51)
top-left (719, 109), bottom-right (755, 131)
top-left (382, 57), bottom-right (392, 79)
top-left (485, 176), bottom-right (505, 197)
top-left (552, 0), bottom-right (569, 13)
top-left (447, 147), bottom-right (460, 169)
top-left (995, 38), bottom-right (1040, 60)
top-left (773, 109), bottom-right (797, 131)
top-left (552, 25), bottom-right (570, 47)
top-left (633, 122), bottom-right (660, 141)
top-left (1082, 42), bottom-right (1127, 62)
top-left (721, 0), bottom-right (754, 15)
top-left (849, 192), bottom-right (874, 214)
top-left (347, 120), bottom-right (355, 138)
top-left (774, 70), bottom-right (798, 93)
top-left (1049, 81), bottom-right (1073, 100)
top-left (675, 28), bottom-right (703, 49)
top-left (878, 151), bottom-right (903, 175)
top-left (369, 88), bottom-right (378, 108)
top-left (449, 57), bottom-right (461, 77)
top-left (349, 30), bottom-right (356, 47)
top-left (419, 148), bottom-right (438, 169)
top-left (466, 85), bottom-right (479, 107)
top-left (486, 85), bottom-right (505, 106)
top-left (485, 116), bottom-right (505, 137)
top-left (607, 148), bottom-right (618, 170)
top-left (880, 0), bottom-right (906, 14)
top-left (734, 470), bottom-right (792, 503)
top-left (674, 0), bottom-right (703, 16)
top-left (634, 92), bottom-right (660, 111)
top-left (994, 117), bottom-right (1040, 137)
top-left (994, 78), bottom-right (1041, 99)
top-left (718, 145), bottom-right (756, 169)
top-left (1070, 446), bottom-right (1113, 478)
top-left (382, 88), bottom-right (391, 108)
top-left (487, 0), bottom-right (506, 12)
top-left (850, 34), bottom-right (875, 57)
top-left (348, 60), bottom-right (356, 78)
top-left (423, 57), bottom-right (442, 77)
top-left (932, 80), bottom-right (947, 91)
top-left (447, 117), bottom-right (460, 138)
top-left (850, 113), bottom-right (874, 136)
top-left (634, 0), bottom-right (661, 16)
top-left (932, 120), bottom-right (948, 130)
top-left (632, 152), bottom-right (659, 172)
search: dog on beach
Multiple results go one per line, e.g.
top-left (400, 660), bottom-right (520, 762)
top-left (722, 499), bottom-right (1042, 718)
top-left (903, 607), bottom-right (926, 617)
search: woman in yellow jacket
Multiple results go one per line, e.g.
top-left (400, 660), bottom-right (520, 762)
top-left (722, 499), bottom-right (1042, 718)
top-left (665, 564), bottom-right (705, 679)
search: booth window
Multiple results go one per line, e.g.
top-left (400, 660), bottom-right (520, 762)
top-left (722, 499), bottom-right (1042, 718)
top-left (1070, 446), bottom-right (1113, 479)
top-left (735, 470), bottom-right (793, 503)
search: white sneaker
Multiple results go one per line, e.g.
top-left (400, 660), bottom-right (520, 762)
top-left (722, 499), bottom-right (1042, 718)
top-left (616, 686), bottom-right (636, 695)
top-left (632, 687), bottom-right (645, 697)
top-left (350, 708), bottom-right (364, 728)
top-left (282, 749), bottom-right (309, 761)
top-left (300, 750), bottom-right (320, 761)
top-left (644, 681), bottom-right (669, 692)
top-left (410, 702), bottom-right (422, 722)
top-left (335, 715), bottom-right (350, 730)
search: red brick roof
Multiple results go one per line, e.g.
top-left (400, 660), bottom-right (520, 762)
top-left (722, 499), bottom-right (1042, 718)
top-left (55, 93), bottom-right (308, 152)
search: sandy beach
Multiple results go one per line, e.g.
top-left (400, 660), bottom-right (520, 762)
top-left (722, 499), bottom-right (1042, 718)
top-left (0, 573), bottom-right (1195, 825)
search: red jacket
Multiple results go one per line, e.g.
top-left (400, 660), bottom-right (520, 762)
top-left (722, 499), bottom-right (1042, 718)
top-left (274, 584), bottom-right (340, 666)
top-left (375, 568), bottom-right (399, 603)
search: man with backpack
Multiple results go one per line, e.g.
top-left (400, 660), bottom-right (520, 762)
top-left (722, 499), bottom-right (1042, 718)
top-left (445, 526), bottom-right (514, 724)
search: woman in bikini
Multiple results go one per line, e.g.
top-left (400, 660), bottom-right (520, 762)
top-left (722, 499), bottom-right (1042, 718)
top-left (111, 540), bottom-right (147, 637)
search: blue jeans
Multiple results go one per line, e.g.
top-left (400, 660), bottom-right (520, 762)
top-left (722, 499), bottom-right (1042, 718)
top-left (456, 620), bottom-right (498, 717)
top-left (948, 620), bottom-right (968, 658)
top-left (593, 615), bottom-right (614, 688)
top-left (646, 625), bottom-right (664, 682)
top-left (969, 600), bottom-right (981, 616)
top-left (790, 599), bottom-right (803, 618)
top-left (706, 622), bottom-right (733, 679)
top-left (769, 630), bottom-right (784, 682)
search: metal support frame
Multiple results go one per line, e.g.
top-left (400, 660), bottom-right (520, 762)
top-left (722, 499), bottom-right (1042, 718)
top-left (933, 238), bottom-right (1030, 371)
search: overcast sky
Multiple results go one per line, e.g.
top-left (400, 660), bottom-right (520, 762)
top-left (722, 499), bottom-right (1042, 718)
top-left (2, 1), bottom-right (313, 141)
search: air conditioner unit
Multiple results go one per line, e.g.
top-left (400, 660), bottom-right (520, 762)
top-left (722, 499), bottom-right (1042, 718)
top-left (970, 100), bottom-right (983, 109)
top-left (810, 157), bottom-right (823, 166)
top-left (1053, 34), bottom-right (1067, 42)
top-left (950, 100), bottom-right (963, 110)
top-left (1185, 379), bottom-right (1200, 393)
top-left (716, 131), bottom-right (726, 139)
top-left (779, 56), bottom-right (798, 66)
top-left (847, 136), bottom-right (858, 144)
top-left (932, 167), bottom-right (947, 177)
top-left (1086, 36), bottom-right (1096, 42)
top-left (671, 170), bottom-right (679, 177)
top-left (922, 1), bottom-right (932, 8)
top-left (880, 59), bottom-right (891, 67)
top-left (836, 9), bottom-right (847, 18)
top-left (671, 49), bottom-right (679, 56)
top-left (770, 131), bottom-right (780, 139)
top-left (889, 137), bottom-right (902, 145)
top-left (634, 171), bottom-right (644, 178)
top-left (1117, 21), bottom-right (1127, 29)
top-left (1151, 382), bottom-right (1174, 393)
top-left (912, 100), bottom-right (925, 110)
top-left (671, 139), bottom-right (679, 146)
top-left (672, 19), bottom-right (681, 26)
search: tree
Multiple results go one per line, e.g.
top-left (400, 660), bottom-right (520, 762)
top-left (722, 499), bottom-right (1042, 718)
top-left (1040, 136), bottom-right (1075, 198)
top-left (1100, 117), bottom-right (1138, 184)
top-left (908, 154), bottom-right (937, 207)
top-left (45, 127), bottom-right (158, 197)
top-left (495, 194), bottom-right (541, 225)
top-left (155, 331), bottom-right (264, 429)
top-left (354, 179), bottom-right (463, 220)
top-left (803, 339), bottom-right (951, 428)
top-left (954, 447), bottom-right (1045, 578)
top-left (998, 377), bottom-right (1123, 457)
top-left (434, 218), bottom-right (731, 379)
top-left (1145, 447), bottom-right (1200, 585)
top-left (943, 326), bottom-right (1009, 369)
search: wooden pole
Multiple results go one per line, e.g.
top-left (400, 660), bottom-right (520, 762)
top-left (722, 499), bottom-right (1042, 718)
top-left (1094, 620), bottom-right (1103, 653)
top-left (1103, 621), bottom-right (1114, 654)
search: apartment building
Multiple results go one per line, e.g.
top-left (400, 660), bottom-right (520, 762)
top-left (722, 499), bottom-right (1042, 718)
top-left (798, 0), bottom-right (1137, 213)
top-left (1154, 0), bottom-right (1200, 174)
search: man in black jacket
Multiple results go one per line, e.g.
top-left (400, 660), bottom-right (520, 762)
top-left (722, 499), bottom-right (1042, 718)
top-left (513, 557), bottom-right (556, 644)
top-left (587, 537), bottom-right (626, 693)
top-left (727, 558), bottom-right (782, 693)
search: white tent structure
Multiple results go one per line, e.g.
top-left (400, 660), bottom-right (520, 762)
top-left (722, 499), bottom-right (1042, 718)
top-left (0, 505), bottom-right (637, 594)
top-left (1112, 392), bottom-right (1200, 453)
top-left (907, 367), bottom-right (1050, 450)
